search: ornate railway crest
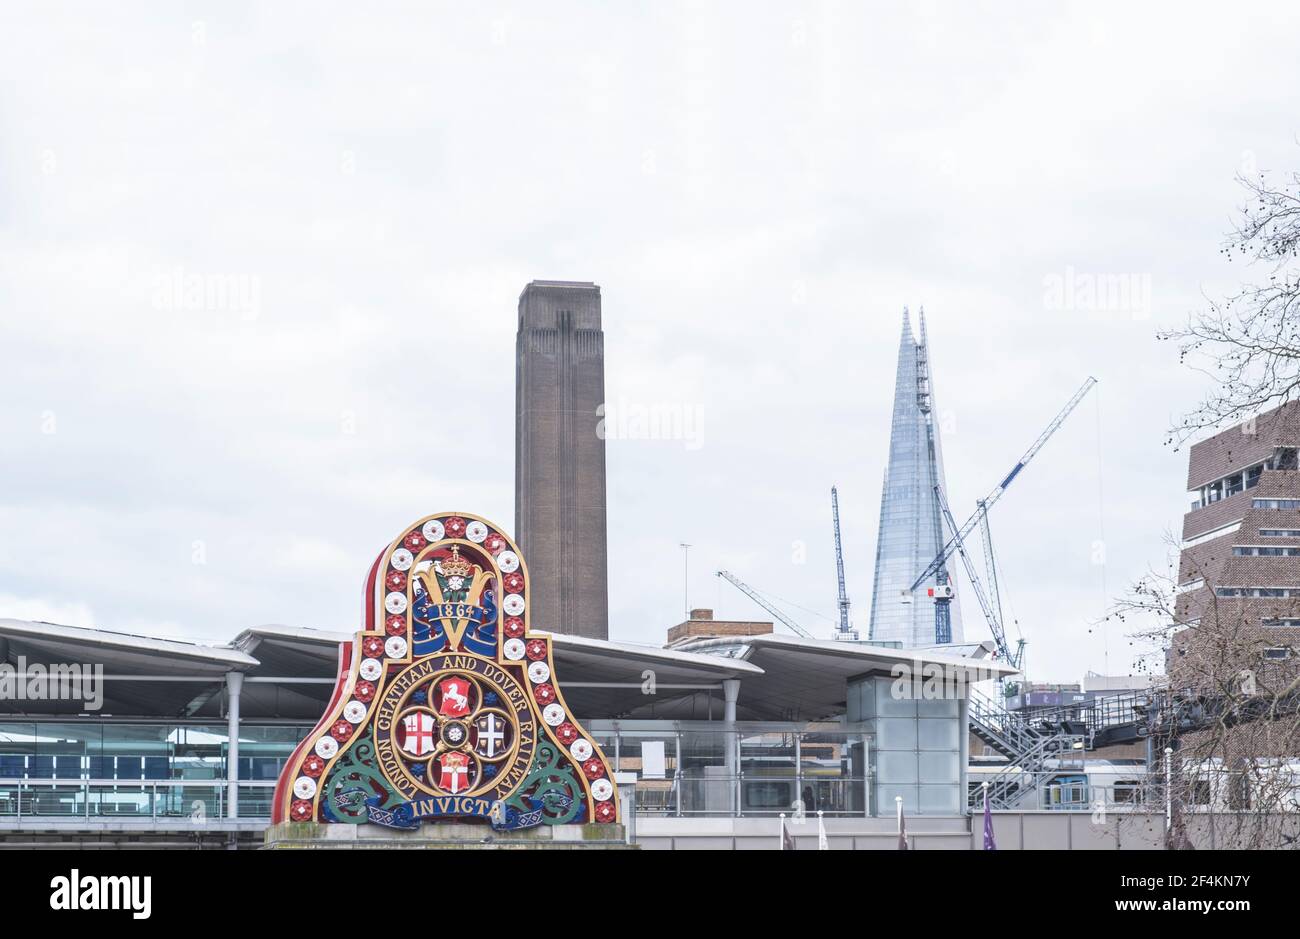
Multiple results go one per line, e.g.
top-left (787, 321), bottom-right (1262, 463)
top-left (272, 513), bottom-right (618, 830)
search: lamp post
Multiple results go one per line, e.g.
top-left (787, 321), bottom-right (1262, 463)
top-left (1164, 746), bottom-right (1173, 832)
top-left (679, 543), bottom-right (691, 618)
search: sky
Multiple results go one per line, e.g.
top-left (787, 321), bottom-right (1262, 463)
top-left (2, 1), bottom-right (1299, 683)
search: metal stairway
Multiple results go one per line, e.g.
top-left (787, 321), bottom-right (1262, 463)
top-left (968, 689), bottom-right (1086, 809)
top-left (968, 683), bottom-right (1300, 810)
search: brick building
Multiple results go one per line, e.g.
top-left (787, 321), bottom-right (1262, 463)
top-left (514, 280), bottom-right (610, 640)
top-left (666, 608), bottom-right (774, 647)
top-left (1171, 400), bottom-right (1300, 696)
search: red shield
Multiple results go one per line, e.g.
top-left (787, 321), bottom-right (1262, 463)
top-left (438, 751), bottom-right (470, 794)
top-left (436, 677), bottom-right (472, 717)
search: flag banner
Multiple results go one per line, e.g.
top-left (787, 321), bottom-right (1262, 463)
top-left (363, 793), bottom-right (573, 831)
top-left (363, 794), bottom-right (496, 829)
top-left (983, 788), bottom-right (997, 850)
top-left (490, 795), bottom-right (574, 832)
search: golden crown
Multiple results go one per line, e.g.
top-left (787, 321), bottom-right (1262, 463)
top-left (440, 545), bottom-right (473, 578)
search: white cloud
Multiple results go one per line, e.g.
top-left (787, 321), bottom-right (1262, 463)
top-left (0, 593), bottom-right (97, 630)
top-left (1, 1), bottom-right (1297, 681)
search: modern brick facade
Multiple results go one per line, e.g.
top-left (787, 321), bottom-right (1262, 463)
top-left (1171, 401), bottom-right (1300, 693)
top-left (514, 280), bottom-right (610, 640)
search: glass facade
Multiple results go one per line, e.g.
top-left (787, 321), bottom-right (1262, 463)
top-left (867, 310), bottom-right (964, 646)
top-left (846, 676), bottom-right (964, 815)
top-left (1, 706), bottom-right (968, 820)
top-left (0, 721), bottom-right (308, 820)
top-left (589, 722), bottom-right (874, 818)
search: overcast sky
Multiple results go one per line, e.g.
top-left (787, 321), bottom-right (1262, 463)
top-left (2, 1), bottom-right (1298, 682)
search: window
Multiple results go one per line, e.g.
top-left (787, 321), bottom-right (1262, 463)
top-left (1254, 499), bottom-right (1300, 510)
top-left (1195, 463), bottom-right (1271, 506)
top-left (1264, 618), bottom-right (1300, 628)
top-left (1189, 780), bottom-right (1213, 806)
top-left (1216, 586), bottom-right (1300, 598)
top-left (1263, 648), bottom-right (1293, 661)
top-left (1260, 529), bottom-right (1300, 538)
top-left (1042, 775), bottom-right (1089, 810)
top-left (1112, 780), bottom-right (1143, 804)
top-left (1233, 545), bottom-right (1300, 557)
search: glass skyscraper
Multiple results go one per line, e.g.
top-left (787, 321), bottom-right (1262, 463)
top-left (867, 309), bottom-right (964, 647)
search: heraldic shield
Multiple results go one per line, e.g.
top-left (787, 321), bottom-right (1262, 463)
top-left (272, 512), bottom-right (619, 830)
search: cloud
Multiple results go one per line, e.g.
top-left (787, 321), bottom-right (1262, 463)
top-left (2, 1), bottom-right (1298, 681)
top-left (0, 593), bottom-right (97, 630)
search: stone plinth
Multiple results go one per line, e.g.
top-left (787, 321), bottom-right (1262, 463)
top-left (263, 821), bottom-right (633, 849)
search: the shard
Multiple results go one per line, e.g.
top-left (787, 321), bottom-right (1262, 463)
top-left (867, 308), bottom-right (964, 647)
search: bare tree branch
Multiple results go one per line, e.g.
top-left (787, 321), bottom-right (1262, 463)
top-left (1164, 166), bottom-right (1300, 446)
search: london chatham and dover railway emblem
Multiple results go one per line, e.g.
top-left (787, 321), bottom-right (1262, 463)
top-left (272, 513), bottom-right (618, 830)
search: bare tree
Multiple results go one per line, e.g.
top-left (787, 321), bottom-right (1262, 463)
top-left (1108, 539), bottom-right (1300, 849)
top-left (1163, 162), bottom-right (1300, 445)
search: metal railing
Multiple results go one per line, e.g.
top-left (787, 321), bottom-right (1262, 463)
top-left (968, 688), bottom-right (1042, 758)
top-left (968, 689), bottom-right (1089, 810)
top-left (0, 778), bottom-right (276, 823)
top-left (975, 734), bottom-right (1087, 809)
top-left (627, 773), bottom-right (871, 818)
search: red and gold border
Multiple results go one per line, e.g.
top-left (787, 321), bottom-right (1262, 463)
top-left (272, 511), bottom-right (618, 826)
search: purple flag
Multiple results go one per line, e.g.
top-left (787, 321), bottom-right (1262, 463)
top-left (983, 786), bottom-right (997, 850)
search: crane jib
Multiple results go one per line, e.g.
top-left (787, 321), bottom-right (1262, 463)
top-left (999, 463), bottom-right (1025, 490)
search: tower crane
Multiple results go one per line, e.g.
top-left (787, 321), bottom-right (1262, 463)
top-left (910, 376), bottom-right (1096, 667)
top-left (933, 483), bottom-right (1026, 670)
top-left (913, 322), bottom-right (954, 642)
top-left (716, 570), bottom-right (815, 639)
top-left (830, 486), bottom-right (859, 641)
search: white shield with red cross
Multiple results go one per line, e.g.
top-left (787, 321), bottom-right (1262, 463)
top-left (436, 677), bottom-right (472, 717)
top-left (398, 711), bottom-right (437, 757)
top-left (437, 751), bottom-right (471, 793)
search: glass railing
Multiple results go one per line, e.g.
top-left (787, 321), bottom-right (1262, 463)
top-left (0, 779), bottom-right (276, 822)
top-left (1, 773), bottom-right (870, 822)
top-left (628, 774), bottom-right (869, 817)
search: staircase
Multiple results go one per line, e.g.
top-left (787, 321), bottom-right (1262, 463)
top-left (968, 689), bottom-right (1086, 810)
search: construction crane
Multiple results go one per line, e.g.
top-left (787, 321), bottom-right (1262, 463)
top-left (716, 570), bottom-right (815, 639)
top-left (912, 322), bottom-right (955, 642)
top-left (933, 484), bottom-right (1025, 670)
top-left (910, 375), bottom-right (1096, 591)
top-left (830, 486), bottom-right (859, 641)
top-left (976, 506), bottom-right (1023, 667)
top-left (910, 376), bottom-right (1096, 666)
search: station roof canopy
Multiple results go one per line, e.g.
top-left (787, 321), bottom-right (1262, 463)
top-left (666, 634), bottom-right (1018, 722)
top-left (0, 619), bottom-right (1015, 724)
top-left (0, 618), bottom-right (256, 718)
